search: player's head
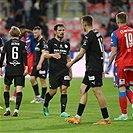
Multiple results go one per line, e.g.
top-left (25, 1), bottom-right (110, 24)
top-left (33, 26), bottom-right (42, 39)
top-left (18, 25), bottom-right (26, 36)
top-left (81, 15), bottom-right (93, 32)
top-left (116, 12), bottom-right (127, 26)
top-left (9, 26), bottom-right (21, 37)
top-left (54, 24), bottom-right (65, 39)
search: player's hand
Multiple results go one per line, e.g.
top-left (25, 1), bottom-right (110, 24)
top-left (36, 64), bottom-right (42, 70)
top-left (66, 62), bottom-right (72, 68)
top-left (23, 66), bottom-right (28, 76)
top-left (105, 67), bottom-right (109, 74)
top-left (0, 68), bottom-right (3, 76)
top-left (52, 53), bottom-right (61, 59)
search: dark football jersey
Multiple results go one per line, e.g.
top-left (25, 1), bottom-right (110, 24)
top-left (2, 39), bottom-right (27, 76)
top-left (34, 38), bottom-right (48, 67)
top-left (47, 38), bottom-right (70, 71)
top-left (82, 29), bottom-right (104, 72)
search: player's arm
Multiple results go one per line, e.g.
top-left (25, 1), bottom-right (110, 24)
top-left (0, 51), bottom-right (5, 76)
top-left (105, 32), bottom-right (117, 74)
top-left (66, 48), bottom-right (86, 68)
top-left (67, 54), bottom-right (72, 80)
top-left (22, 45), bottom-right (28, 76)
top-left (105, 46), bottom-right (117, 74)
top-left (102, 46), bottom-right (105, 78)
top-left (36, 50), bottom-right (61, 70)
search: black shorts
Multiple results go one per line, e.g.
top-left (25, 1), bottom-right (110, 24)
top-left (82, 70), bottom-right (103, 92)
top-left (31, 64), bottom-right (48, 79)
top-left (49, 69), bottom-right (70, 89)
top-left (4, 74), bottom-right (25, 87)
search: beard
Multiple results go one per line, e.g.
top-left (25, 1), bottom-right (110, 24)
top-left (57, 35), bottom-right (64, 39)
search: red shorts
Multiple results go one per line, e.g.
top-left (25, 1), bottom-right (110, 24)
top-left (114, 66), bottom-right (133, 87)
top-left (27, 53), bottom-right (35, 75)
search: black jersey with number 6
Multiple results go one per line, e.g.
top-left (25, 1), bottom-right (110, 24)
top-left (2, 39), bottom-right (27, 76)
top-left (82, 29), bottom-right (104, 72)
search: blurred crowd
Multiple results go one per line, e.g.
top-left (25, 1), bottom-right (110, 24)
top-left (0, 0), bottom-right (133, 52)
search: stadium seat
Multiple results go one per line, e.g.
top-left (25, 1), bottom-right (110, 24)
top-left (104, 2), bottom-right (111, 15)
top-left (65, 20), bottom-right (74, 31)
top-left (87, 3), bottom-right (95, 14)
top-left (93, 20), bottom-right (100, 30)
top-left (94, 3), bottom-right (104, 14)
top-left (48, 20), bottom-right (56, 30)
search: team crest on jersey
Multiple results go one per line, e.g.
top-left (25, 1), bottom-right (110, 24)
top-left (120, 30), bottom-right (124, 34)
top-left (64, 44), bottom-right (68, 48)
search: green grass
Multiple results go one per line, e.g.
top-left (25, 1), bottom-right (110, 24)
top-left (0, 78), bottom-right (133, 133)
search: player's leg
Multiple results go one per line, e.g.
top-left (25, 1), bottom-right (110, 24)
top-left (43, 72), bottom-right (58, 116)
top-left (60, 85), bottom-right (70, 117)
top-left (3, 84), bottom-right (11, 116)
top-left (125, 67), bottom-right (133, 119)
top-left (3, 74), bottom-right (12, 116)
top-left (9, 87), bottom-right (17, 103)
top-left (43, 88), bottom-right (57, 116)
top-left (12, 76), bottom-right (25, 117)
top-left (114, 66), bottom-right (128, 120)
top-left (30, 66), bottom-right (41, 103)
top-left (37, 68), bottom-right (48, 103)
top-left (65, 83), bottom-right (88, 124)
top-left (91, 71), bottom-right (110, 124)
top-left (92, 86), bottom-right (111, 124)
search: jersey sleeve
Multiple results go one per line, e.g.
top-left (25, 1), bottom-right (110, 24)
top-left (42, 39), bottom-right (48, 51)
top-left (30, 34), bottom-right (36, 54)
top-left (47, 40), bottom-right (52, 53)
top-left (110, 31), bottom-right (118, 47)
top-left (0, 43), bottom-right (7, 67)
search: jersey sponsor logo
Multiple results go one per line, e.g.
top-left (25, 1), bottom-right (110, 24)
top-left (88, 76), bottom-right (95, 81)
top-left (54, 44), bottom-right (57, 46)
top-left (64, 44), bottom-right (68, 48)
top-left (119, 79), bottom-right (125, 85)
top-left (9, 60), bottom-right (20, 66)
top-left (64, 75), bottom-right (70, 80)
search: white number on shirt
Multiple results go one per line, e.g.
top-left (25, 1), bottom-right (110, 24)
top-left (98, 37), bottom-right (103, 52)
top-left (125, 32), bottom-right (133, 48)
top-left (12, 46), bottom-right (18, 59)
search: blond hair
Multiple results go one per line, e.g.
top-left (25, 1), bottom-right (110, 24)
top-left (9, 26), bottom-right (21, 37)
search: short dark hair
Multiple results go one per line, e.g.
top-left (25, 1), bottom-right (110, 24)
top-left (18, 25), bottom-right (26, 29)
top-left (33, 26), bottom-right (42, 31)
top-left (54, 24), bottom-right (65, 31)
top-left (81, 15), bottom-right (93, 26)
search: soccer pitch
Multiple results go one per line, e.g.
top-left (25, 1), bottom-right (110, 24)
top-left (0, 78), bottom-right (133, 133)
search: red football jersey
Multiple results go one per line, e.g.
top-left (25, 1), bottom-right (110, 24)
top-left (110, 25), bottom-right (133, 66)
